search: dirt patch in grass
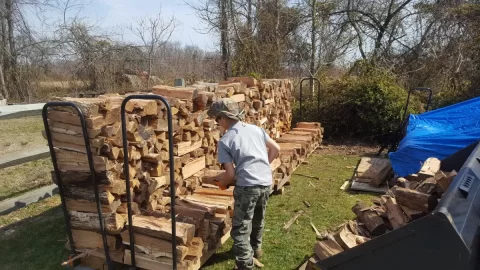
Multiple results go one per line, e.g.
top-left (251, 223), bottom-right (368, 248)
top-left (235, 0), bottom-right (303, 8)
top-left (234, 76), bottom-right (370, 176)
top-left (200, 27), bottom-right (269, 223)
top-left (0, 116), bottom-right (46, 155)
top-left (315, 139), bottom-right (382, 157)
top-left (0, 158), bottom-right (53, 200)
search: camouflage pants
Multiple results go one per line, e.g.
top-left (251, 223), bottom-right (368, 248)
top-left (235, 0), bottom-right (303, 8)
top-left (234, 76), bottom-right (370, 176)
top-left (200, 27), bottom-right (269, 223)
top-left (231, 185), bottom-right (270, 270)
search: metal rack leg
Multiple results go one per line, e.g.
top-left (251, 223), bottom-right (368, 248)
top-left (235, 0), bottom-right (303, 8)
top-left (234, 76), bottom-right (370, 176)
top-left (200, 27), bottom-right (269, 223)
top-left (42, 102), bottom-right (113, 269)
top-left (120, 95), bottom-right (177, 270)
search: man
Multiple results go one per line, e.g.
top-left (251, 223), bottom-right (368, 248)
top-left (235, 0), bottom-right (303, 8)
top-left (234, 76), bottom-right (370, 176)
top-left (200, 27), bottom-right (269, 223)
top-left (207, 98), bottom-right (281, 270)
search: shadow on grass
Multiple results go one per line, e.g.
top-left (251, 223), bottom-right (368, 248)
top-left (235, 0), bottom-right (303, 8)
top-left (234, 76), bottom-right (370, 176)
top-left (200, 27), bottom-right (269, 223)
top-left (202, 248), bottom-right (234, 267)
top-left (0, 205), bottom-right (67, 269)
top-left (0, 183), bottom-right (56, 202)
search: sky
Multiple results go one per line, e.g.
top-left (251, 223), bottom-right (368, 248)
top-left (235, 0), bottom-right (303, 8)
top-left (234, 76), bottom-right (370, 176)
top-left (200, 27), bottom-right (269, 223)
top-left (25, 0), bottom-right (218, 51)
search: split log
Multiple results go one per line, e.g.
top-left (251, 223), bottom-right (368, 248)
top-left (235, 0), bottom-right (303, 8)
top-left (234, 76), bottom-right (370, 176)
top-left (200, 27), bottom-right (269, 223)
top-left (415, 177), bottom-right (437, 194)
top-left (66, 199), bottom-right (121, 213)
top-left (394, 187), bottom-right (437, 213)
top-left (333, 224), bottom-right (358, 250)
top-left (71, 229), bottom-right (118, 250)
top-left (351, 202), bottom-right (386, 236)
top-left (418, 157), bottom-right (441, 181)
top-left (128, 215), bottom-right (195, 246)
top-left (69, 211), bottom-right (124, 234)
top-left (63, 185), bottom-right (115, 204)
top-left (52, 170), bottom-right (120, 185)
top-left (175, 141), bottom-right (202, 156)
top-left (356, 157), bottom-right (392, 187)
top-left (152, 85), bottom-right (199, 100)
top-left (382, 196), bottom-right (409, 229)
top-left (194, 187), bottom-right (233, 197)
top-left (314, 239), bottom-right (344, 260)
top-left (120, 230), bottom-right (188, 262)
top-left (181, 157), bottom-right (206, 179)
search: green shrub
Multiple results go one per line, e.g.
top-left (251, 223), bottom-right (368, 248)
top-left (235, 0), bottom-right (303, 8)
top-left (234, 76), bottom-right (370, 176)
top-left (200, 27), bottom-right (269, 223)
top-left (293, 66), bottom-right (422, 141)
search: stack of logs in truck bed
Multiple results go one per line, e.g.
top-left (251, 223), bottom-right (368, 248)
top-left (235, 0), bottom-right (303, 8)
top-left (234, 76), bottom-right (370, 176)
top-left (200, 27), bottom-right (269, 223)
top-left (44, 77), bottom-right (323, 270)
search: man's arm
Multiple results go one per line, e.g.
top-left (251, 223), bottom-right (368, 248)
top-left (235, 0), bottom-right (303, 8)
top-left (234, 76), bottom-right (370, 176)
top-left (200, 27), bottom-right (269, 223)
top-left (219, 162), bottom-right (235, 187)
top-left (266, 137), bottom-right (280, 164)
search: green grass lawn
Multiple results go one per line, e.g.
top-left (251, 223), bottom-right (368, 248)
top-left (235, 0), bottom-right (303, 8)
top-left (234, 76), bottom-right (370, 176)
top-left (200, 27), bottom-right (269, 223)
top-left (202, 153), bottom-right (374, 269)
top-left (0, 153), bottom-right (375, 270)
top-left (0, 116), bottom-right (46, 156)
top-left (0, 158), bottom-right (53, 200)
top-left (0, 115), bottom-right (52, 200)
top-left (0, 196), bottom-right (66, 270)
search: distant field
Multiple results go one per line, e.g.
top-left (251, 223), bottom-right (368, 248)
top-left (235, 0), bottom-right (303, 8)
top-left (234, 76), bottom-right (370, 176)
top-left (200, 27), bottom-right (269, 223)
top-left (0, 116), bottom-right (46, 156)
top-left (37, 80), bottom-right (86, 89)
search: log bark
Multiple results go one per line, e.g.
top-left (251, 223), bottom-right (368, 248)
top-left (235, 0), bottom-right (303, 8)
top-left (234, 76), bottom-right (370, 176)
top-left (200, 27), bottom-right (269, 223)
top-left (69, 211), bottom-right (124, 234)
top-left (72, 229), bottom-right (118, 250)
top-left (394, 187), bottom-right (437, 213)
top-left (333, 224), bottom-right (358, 250)
top-left (351, 202), bottom-right (386, 236)
top-left (383, 196), bottom-right (409, 229)
top-left (63, 185), bottom-right (115, 204)
top-left (120, 230), bottom-right (188, 262)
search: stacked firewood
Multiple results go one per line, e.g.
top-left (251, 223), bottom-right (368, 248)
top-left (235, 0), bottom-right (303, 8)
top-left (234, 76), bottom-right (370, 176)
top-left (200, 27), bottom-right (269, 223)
top-left (271, 122), bottom-right (323, 192)
top-left (44, 93), bottom-right (233, 269)
top-left (306, 157), bottom-right (457, 269)
top-left (44, 77), bottom-right (317, 269)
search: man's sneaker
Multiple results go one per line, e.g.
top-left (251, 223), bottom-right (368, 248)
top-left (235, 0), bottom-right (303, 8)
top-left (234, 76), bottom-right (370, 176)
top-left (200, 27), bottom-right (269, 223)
top-left (253, 249), bottom-right (263, 259)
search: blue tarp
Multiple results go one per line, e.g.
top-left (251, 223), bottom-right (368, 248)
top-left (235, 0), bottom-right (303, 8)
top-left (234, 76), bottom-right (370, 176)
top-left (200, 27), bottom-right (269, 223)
top-left (389, 96), bottom-right (480, 177)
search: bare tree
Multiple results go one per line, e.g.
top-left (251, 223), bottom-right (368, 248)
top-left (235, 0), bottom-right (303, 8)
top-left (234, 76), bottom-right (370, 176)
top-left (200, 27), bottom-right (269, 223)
top-left (187, 0), bottom-right (231, 79)
top-left (342, 0), bottom-right (420, 65)
top-left (128, 9), bottom-right (177, 87)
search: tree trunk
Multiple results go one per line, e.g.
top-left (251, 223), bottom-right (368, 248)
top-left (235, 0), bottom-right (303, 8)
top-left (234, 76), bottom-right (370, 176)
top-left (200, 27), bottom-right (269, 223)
top-left (247, 0), bottom-right (252, 34)
top-left (147, 52), bottom-right (152, 88)
top-left (0, 62), bottom-right (8, 100)
top-left (0, 0), bottom-right (7, 100)
top-left (5, 0), bottom-right (16, 96)
top-left (310, 0), bottom-right (317, 95)
top-left (219, 0), bottom-right (229, 80)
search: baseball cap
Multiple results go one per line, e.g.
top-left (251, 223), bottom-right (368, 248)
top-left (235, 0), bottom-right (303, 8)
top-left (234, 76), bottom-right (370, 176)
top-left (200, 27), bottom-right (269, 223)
top-left (207, 98), bottom-right (245, 121)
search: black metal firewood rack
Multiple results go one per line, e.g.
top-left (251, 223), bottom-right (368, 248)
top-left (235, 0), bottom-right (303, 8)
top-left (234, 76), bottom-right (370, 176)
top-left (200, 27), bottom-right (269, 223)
top-left (42, 94), bottom-right (178, 270)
